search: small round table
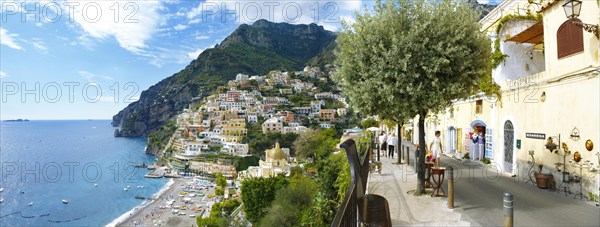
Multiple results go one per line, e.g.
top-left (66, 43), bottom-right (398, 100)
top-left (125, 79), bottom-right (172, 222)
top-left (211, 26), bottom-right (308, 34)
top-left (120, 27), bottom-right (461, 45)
top-left (431, 167), bottom-right (446, 197)
top-left (425, 162), bottom-right (434, 188)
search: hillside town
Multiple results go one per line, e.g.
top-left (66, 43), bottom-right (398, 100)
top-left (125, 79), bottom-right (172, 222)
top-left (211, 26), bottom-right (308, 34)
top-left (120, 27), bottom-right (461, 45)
top-left (158, 66), bottom-right (351, 179)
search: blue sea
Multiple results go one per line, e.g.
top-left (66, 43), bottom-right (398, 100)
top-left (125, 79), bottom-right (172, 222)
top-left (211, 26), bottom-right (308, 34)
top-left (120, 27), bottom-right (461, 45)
top-left (0, 120), bottom-right (167, 226)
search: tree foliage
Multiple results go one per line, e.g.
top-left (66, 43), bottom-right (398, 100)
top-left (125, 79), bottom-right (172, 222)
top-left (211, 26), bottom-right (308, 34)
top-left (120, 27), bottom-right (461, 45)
top-left (333, 0), bottom-right (492, 194)
top-left (240, 175), bottom-right (289, 224)
top-left (210, 198), bottom-right (241, 218)
top-left (360, 118), bottom-right (378, 129)
top-left (293, 128), bottom-right (339, 161)
top-left (245, 123), bottom-right (299, 156)
top-left (258, 176), bottom-right (318, 227)
top-left (215, 173), bottom-right (227, 188)
top-left (197, 216), bottom-right (229, 227)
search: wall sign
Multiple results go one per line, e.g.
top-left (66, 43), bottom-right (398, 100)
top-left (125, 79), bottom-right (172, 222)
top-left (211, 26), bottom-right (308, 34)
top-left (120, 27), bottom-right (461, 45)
top-left (526, 133), bottom-right (546, 139)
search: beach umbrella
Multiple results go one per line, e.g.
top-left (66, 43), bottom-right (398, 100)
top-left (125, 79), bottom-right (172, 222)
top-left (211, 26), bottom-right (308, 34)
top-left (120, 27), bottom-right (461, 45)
top-left (469, 119), bottom-right (487, 129)
top-left (366, 127), bottom-right (380, 132)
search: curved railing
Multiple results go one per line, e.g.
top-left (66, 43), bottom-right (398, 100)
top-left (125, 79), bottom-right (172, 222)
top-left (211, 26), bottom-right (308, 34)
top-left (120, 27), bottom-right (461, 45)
top-left (331, 139), bottom-right (372, 227)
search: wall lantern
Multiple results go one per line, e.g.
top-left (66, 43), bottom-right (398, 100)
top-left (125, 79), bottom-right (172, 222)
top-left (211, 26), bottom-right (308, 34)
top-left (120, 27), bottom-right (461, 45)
top-left (562, 0), bottom-right (581, 19)
top-left (562, 0), bottom-right (599, 38)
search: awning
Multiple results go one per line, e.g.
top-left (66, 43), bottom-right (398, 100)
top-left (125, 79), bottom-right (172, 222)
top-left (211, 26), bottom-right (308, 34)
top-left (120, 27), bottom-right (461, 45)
top-left (506, 21), bottom-right (544, 44)
top-left (470, 120), bottom-right (487, 128)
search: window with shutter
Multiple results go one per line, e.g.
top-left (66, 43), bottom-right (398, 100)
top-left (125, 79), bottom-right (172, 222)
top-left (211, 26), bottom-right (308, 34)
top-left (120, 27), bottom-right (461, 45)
top-left (557, 19), bottom-right (584, 59)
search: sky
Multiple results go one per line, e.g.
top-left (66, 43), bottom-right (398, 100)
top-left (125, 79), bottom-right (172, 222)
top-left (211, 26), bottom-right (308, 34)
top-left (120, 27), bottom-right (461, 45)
top-left (0, 0), bottom-right (498, 120)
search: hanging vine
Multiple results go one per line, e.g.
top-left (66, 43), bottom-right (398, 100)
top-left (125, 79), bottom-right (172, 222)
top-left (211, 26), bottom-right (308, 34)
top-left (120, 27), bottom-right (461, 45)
top-left (490, 12), bottom-right (543, 68)
top-left (482, 7), bottom-right (542, 105)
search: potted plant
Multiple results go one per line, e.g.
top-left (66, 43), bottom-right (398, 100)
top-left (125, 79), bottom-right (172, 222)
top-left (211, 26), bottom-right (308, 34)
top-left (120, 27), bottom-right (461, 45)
top-left (534, 164), bottom-right (552, 189)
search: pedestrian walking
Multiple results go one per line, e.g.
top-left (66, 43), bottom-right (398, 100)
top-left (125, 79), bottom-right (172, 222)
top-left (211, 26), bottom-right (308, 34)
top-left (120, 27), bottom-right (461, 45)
top-left (380, 132), bottom-right (388, 157)
top-left (387, 134), bottom-right (397, 159)
top-left (429, 131), bottom-right (443, 167)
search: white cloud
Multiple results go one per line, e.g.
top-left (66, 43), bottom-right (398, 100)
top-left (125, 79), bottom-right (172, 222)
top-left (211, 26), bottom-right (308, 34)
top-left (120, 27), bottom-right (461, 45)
top-left (0, 71), bottom-right (7, 78)
top-left (79, 70), bottom-right (116, 82)
top-left (0, 28), bottom-right (23, 50)
top-left (64, 1), bottom-right (164, 54)
top-left (187, 48), bottom-right (206, 59)
top-left (24, 39), bottom-right (48, 54)
top-left (135, 47), bottom-right (196, 67)
top-left (189, 18), bottom-right (201, 24)
top-left (195, 35), bottom-right (210, 40)
top-left (79, 70), bottom-right (95, 81)
top-left (186, 0), bottom-right (363, 28)
top-left (174, 24), bottom-right (188, 31)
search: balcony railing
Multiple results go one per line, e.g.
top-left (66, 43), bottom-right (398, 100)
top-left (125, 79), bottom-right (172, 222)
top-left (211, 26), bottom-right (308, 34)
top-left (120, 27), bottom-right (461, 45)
top-left (331, 139), bottom-right (370, 227)
top-left (332, 138), bottom-right (391, 227)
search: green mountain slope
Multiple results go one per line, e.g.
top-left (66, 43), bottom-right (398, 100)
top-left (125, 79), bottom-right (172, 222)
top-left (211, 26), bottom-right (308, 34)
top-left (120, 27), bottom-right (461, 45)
top-left (112, 20), bottom-right (337, 137)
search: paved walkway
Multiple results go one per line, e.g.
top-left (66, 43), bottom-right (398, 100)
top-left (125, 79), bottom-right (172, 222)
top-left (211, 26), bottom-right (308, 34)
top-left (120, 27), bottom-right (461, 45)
top-left (367, 141), bottom-right (472, 226)
top-left (368, 140), bottom-right (600, 227)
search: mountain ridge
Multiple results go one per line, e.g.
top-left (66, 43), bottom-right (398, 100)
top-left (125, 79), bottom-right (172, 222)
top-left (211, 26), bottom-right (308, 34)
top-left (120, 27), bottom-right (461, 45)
top-left (112, 20), bottom-right (337, 137)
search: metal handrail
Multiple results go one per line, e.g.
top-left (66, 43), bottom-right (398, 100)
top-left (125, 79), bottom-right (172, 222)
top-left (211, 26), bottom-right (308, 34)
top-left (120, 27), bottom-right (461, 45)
top-left (331, 139), bottom-right (372, 227)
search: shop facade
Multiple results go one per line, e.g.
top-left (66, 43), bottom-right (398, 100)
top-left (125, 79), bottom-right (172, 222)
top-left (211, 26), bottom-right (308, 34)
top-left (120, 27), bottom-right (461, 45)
top-left (411, 0), bottom-right (599, 196)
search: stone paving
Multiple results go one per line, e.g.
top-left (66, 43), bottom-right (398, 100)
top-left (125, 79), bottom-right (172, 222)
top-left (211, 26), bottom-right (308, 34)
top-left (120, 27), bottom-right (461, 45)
top-left (367, 141), bottom-right (472, 226)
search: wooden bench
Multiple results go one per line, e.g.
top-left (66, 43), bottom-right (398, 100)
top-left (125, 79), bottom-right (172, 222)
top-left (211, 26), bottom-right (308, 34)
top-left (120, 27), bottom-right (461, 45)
top-left (358, 194), bottom-right (391, 227)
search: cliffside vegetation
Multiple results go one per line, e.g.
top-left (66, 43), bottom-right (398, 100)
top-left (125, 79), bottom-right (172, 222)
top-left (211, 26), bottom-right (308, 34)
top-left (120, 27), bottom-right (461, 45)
top-left (113, 20), bottom-right (336, 138)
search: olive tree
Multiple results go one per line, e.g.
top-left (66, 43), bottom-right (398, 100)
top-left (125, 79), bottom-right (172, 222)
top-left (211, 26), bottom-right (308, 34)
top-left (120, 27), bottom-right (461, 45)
top-left (333, 0), bottom-right (491, 195)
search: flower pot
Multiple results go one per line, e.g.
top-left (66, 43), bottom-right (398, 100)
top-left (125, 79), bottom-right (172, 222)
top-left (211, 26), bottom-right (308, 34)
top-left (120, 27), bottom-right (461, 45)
top-left (534, 172), bottom-right (552, 189)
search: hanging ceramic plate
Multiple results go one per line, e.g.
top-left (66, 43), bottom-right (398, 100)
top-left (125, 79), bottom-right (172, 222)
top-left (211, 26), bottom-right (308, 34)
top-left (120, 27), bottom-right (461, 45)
top-left (585, 139), bottom-right (593, 151)
top-left (573, 151), bottom-right (582, 162)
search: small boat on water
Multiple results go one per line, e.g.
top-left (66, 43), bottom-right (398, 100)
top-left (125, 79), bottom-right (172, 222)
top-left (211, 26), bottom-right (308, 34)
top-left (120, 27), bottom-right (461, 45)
top-left (0, 187), bottom-right (4, 192)
top-left (134, 196), bottom-right (145, 199)
top-left (124, 188), bottom-right (128, 191)
top-left (20, 191), bottom-right (25, 194)
top-left (94, 183), bottom-right (98, 187)
top-left (0, 198), bottom-right (4, 203)
top-left (62, 200), bottom-right (69, 204)
top-left (28, 202), bottom-right (33, 206)
top-left (134, 163), bottom-right (147, 168)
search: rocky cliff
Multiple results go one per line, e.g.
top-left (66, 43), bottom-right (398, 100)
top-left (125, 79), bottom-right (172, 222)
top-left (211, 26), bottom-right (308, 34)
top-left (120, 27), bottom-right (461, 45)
top-left (112, 20), bottom-right (337, 137)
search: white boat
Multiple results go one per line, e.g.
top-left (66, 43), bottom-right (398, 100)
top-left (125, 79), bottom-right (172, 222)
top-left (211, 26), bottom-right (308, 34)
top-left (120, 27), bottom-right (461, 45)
top-left (0, 187), bottom-right (4, 192)
top-left (62, 200), bottom-right (69, 204)
top-left (124, 188), bottom-right (128, 191)
top-left (28, 202), bottom-right (33, 206)
top-left (94, 184), bottom-right (98, 187)
top-left (0, 198), bottom-right (4, 203)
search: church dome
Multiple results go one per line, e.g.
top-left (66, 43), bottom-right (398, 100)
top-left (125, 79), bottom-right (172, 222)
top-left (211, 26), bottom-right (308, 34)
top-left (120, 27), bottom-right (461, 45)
top-left (267, 142), bottom-right (287, 160)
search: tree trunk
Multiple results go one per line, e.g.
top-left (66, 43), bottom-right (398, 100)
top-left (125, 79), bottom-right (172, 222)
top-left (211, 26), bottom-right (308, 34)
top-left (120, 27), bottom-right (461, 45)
top-left (397, 121), bottom-right (403, 164)
top-left (415, 111), bottom-right (427, 195)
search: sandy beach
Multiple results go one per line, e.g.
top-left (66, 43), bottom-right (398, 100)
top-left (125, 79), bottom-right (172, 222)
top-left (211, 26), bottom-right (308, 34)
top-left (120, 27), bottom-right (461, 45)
top-left (111, 177), bottom-right (217, 227)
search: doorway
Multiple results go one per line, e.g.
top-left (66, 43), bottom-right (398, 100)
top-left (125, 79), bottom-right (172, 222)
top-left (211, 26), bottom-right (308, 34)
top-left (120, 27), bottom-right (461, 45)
top-left (503, 120), bottom-right (514, 172)
top-left (448, 127), bottom-right (457, 154)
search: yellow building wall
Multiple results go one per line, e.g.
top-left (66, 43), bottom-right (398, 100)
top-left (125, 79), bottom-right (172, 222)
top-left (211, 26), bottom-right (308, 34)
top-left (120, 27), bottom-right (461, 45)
top-left (414, 97), bottom-right (494, 154)
top-left (495, 74), bottom-right (599, 174)
top-left (541, 1), bottom-right (599, 77)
